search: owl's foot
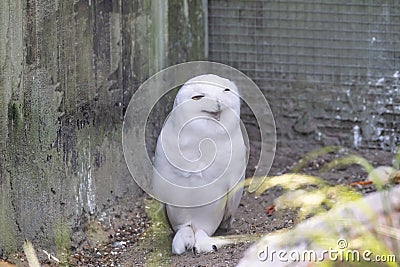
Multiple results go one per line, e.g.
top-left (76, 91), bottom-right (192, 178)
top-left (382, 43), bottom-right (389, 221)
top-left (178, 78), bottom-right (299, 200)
top-left (172, 226), bottom-right (195, 255)
top-left (192, 229), bottom-right (219, 254)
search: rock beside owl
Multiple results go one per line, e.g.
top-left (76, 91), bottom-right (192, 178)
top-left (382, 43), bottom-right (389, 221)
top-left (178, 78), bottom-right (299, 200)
top-left (153, 74), bottom-right (247, 254)
top-left (366, 166), bottom-right (400, 185)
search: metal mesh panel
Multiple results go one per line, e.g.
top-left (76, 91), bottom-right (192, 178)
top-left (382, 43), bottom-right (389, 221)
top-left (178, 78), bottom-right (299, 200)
top-left (208, 0), bottom-right (400, 151)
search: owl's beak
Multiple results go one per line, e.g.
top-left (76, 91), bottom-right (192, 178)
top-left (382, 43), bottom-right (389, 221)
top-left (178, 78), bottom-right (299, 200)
top-left (201, 99), bottom-right (222, 120)
top-left (202, 110), bottom-right (221, 121)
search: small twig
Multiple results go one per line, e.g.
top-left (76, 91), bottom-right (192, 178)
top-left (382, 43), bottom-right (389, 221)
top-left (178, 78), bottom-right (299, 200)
top-left (42, 249), bottom-right (60, 263)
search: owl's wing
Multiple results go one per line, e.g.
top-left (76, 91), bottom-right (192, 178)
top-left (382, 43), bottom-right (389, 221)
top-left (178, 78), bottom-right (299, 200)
top-left (219, 173), bottom-right (245, 230)
top-left (219, 127), bottom-right (248, 230)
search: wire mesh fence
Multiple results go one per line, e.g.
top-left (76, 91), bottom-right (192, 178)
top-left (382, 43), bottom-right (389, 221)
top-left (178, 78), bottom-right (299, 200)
top-left (208, 0), bottom-right (400, 151)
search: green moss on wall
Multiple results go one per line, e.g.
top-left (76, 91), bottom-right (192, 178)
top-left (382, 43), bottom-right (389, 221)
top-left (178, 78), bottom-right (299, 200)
top-left (0, 204), bottom-right (17, 255)
top-left (7, 102), bottom-right (20, 125)
top-left (168, 0), bottom-right (206, 64)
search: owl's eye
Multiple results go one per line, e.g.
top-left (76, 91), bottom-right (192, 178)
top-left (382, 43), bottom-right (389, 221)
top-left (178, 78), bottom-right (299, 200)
top-left (192, 95), bottom-right (204, 100)
top-left (224, 88), bottom-right (230, 92)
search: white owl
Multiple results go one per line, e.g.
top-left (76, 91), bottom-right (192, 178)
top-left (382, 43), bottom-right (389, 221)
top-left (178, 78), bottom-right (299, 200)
top-left (153, 74), bottom-right (247, 254)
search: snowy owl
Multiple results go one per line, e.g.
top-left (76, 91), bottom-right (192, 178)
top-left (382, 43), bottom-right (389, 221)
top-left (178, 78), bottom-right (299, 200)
top-left (153, 74), bottom-right (247, 254)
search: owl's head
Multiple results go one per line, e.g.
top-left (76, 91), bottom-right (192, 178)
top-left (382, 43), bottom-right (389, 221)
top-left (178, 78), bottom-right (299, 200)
top-left (173, 74), bottom-right (241, 121)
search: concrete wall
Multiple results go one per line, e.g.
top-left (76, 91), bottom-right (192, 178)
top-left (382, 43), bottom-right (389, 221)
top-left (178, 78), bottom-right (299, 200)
top-left (0, 0), bottom-right (206, 256)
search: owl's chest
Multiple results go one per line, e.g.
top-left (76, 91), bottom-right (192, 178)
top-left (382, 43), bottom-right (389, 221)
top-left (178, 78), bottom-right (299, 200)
top-left (163, 117), bottom-right (245, 184)
top-left (178, 130), bottom-right (231, 162)
top-left (180, 128), bottom-right (244, 169)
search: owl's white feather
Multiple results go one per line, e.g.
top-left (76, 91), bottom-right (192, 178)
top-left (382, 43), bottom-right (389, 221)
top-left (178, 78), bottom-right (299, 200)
top-left (153, 74), bottom-right (247, 254)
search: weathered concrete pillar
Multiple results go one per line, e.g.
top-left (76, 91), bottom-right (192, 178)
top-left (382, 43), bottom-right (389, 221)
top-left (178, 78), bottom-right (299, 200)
top-left (0, 0), bottom-right (206, 256)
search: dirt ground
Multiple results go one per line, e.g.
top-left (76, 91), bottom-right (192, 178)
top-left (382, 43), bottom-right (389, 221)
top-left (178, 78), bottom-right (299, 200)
top-left (70, 145), bottom-right (394, 266)
top-left (2, 145), bottom-right (395, 267)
